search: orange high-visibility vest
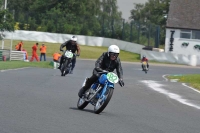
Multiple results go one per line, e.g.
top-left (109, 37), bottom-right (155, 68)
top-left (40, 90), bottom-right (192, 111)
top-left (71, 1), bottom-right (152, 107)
top-left (53, 53), bottom-right (61, 61)
top-left (15, 44), bottom-right (19, 50)
top-left (40, 46), bottom-right (47, 53)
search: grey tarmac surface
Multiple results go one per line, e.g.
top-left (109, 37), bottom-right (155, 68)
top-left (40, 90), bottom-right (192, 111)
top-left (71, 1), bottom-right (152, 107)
top-left (0, 59), bottom-right (200, 133)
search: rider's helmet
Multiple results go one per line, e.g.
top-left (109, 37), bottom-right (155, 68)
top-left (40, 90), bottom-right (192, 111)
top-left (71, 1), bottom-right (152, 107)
top-left (108, 45), bottom-right (120, 57)
top-left (143, 55), bottom-right (146, 58)
top-left (70, 35), bottom-right (77, 42)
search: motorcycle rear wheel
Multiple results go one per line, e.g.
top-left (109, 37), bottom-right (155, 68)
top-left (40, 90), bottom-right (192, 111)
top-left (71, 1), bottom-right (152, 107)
top-left (94, 87), bottom-right (114, 114)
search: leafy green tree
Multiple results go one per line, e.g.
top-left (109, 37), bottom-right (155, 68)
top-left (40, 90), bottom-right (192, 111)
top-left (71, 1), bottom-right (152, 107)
top-left (0, 0), bottom-right (15, 33)
top-left (6, 0), bottom-right (123, 40)
top-left (130, 0), bottom-right (170, 45)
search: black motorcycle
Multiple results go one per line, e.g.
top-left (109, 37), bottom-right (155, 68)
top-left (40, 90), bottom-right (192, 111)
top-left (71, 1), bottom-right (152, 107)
top-left (60, 50), bottom-right (75, 76)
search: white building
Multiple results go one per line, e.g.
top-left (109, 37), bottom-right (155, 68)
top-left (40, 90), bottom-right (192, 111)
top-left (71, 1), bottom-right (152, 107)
top-left (165, 0), bottom-right (200, 56)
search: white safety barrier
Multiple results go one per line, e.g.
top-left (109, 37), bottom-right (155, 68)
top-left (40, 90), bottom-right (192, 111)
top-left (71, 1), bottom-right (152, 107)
top-left (4, 30), bottom-right (144, 54)
top-left (3, 30), bottom-right (200, 66)
top-left (10, 51), bottom-right (26, 61)
top-left (0, 49), bottom-right (28, 61)
top-left (141, 50), bottom-right (200, 66)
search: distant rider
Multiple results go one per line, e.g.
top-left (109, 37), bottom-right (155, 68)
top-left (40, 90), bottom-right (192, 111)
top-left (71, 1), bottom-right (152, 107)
top-left (58, 36), bottom-right (81, 74)
top-left (141, 55), bottom-right (149, 70)
top-left (78, 45), bottom-right (124, 98)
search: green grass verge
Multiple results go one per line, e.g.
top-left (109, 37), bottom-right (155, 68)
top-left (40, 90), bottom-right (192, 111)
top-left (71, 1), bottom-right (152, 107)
top-left (168, 74), bottom-right (200, 91)
top-left (0, 61), bottom-right (53, 70)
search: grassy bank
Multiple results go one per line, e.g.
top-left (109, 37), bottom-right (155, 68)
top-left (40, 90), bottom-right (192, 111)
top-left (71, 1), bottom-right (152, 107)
top-left (3, 39), bottom-right (140, 62)
top-left (0, 61), bottom-right (53, 70)
top-left (168, 74), bottom-right (200, 90)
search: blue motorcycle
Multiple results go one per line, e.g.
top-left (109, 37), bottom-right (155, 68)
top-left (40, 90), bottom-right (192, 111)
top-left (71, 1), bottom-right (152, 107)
top-left (77, 71), bottom-right (119, 114)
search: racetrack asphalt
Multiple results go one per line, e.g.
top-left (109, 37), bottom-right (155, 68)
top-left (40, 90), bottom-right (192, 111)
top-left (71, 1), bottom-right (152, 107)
top-left (0, 59), bottom-right (200, 133)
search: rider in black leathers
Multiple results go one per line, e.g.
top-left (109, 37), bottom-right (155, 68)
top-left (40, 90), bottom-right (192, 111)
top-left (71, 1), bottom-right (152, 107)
top-left (78, 45), bottom-right (124, 98)
top-left (58, 36), bottom-right (80, 74)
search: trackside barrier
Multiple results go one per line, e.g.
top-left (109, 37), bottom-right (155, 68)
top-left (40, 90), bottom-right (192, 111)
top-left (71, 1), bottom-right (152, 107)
top-left (10, 51), bottom-right (26, 61)
top-left (0, 50), bottom-right (26, 61)
top-left (0, 49), bottom-right (10, 61)
top-left (4, 30), bottom-right (144, 54)
top-left (141, 50), bottom-right (200, 66)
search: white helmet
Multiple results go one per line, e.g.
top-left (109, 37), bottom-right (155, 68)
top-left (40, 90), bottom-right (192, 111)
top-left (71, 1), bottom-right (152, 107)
top-left (70, 35), bottom-right (77, 41)
top-left (108, 45), bottom-right (120, 54)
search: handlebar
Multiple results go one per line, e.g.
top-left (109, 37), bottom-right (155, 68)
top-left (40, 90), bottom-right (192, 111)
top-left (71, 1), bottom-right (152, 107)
top-left (61, 50), bottom-right (79, 57)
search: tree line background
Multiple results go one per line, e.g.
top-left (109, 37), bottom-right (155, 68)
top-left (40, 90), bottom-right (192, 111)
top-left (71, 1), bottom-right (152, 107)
top-left (1, 0), bottom-right (170, 47)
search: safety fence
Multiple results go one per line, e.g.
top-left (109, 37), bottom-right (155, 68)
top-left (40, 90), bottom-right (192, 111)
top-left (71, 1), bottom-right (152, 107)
top-left (0, 49), bottom-right (25, 61)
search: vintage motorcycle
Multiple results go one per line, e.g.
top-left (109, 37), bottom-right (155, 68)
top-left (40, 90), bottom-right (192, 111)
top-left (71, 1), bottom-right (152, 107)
top-left (60, 50), bottom-right (74, 76)
top-left (77, 71), bottom-right (119, 114)
top-left (142, 61), bottom-right (148, 74)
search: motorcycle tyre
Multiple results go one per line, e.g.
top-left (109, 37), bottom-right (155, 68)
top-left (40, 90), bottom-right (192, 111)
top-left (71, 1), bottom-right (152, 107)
top-left (94, 87), bottom-right (114, 114)
top-left (77, 98), bottom-right (89, 110)
top-left (61, 60), bottom-right (68, 76)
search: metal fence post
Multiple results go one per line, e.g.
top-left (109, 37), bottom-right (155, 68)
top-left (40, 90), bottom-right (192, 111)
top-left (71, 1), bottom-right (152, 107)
top-left (122, 19), bottom-right (125, 40)
top-left (154, 26), bottom-right (160, 48)
top-left (101, 16), bottom-right (105, 37)
top-left (111, 18), bottom-right (114, 38)
top-left (137, 22), bottom-right (140, 44)
top-left (130, 21), bottom-right (133, 42)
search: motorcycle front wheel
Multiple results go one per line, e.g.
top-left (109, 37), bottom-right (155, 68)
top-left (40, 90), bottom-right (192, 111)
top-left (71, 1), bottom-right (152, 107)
top-left (94, 87), bottom-right (114, 114)
top-left (61, 60), bottom-right (68, 76)
top-left (77, 98), bottom-right (89, 110)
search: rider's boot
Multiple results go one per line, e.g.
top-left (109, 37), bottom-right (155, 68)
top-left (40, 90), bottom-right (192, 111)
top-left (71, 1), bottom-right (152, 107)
top-left (78, 78), bottom-right (91, 98)
top-left (78, 87), bottom-right (88, 98)
top-left (142, 65), bottom-right (144, 71)
top-left (69, 69), bottom-right (73, 74)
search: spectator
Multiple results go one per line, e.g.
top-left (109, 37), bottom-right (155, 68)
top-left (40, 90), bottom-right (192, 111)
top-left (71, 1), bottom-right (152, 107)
top-left (15, 41), bottom-right (23, 51)
top-left (40, 43), bottom-right (47, 61)
top-left (30, 43), bottom-right (39, 62)
top-left (52, 52), bottom-right (61, 69)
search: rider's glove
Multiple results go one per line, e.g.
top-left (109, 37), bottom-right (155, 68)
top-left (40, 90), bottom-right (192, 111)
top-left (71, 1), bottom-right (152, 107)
top-left (76, 54), bottom-right (80, 56)
top-left (60, 50), bottom-right (64, 52)
top-left (119, 79), bottom-right (124, 87)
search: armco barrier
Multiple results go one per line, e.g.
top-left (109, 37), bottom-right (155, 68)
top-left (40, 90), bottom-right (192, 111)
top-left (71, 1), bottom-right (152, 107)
top-left (0, 50), bottom-right (25, 61)
top-left (10, 51), bottom-right (25, 61)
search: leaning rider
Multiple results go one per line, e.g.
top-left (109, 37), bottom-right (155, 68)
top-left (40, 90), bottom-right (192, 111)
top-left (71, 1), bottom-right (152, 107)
top-left (78, 45), bottom-right (125, 98)
top-left (141, 55), bottom-right (149, 71)
top-left (58, 36), bottom-right (81, 74)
